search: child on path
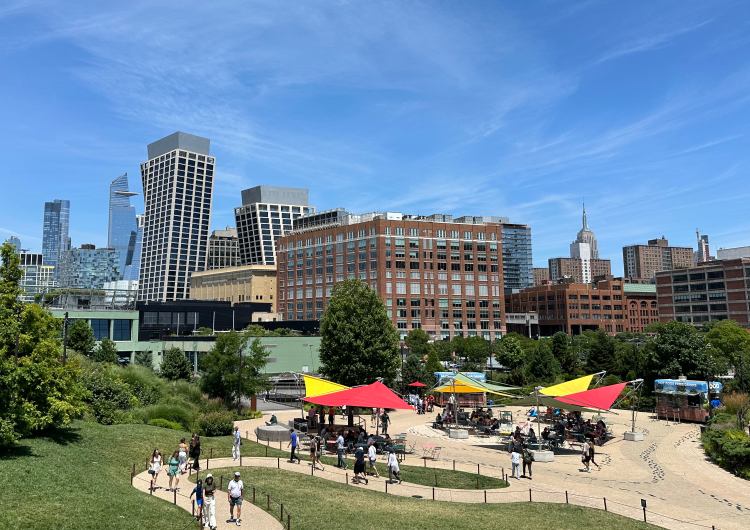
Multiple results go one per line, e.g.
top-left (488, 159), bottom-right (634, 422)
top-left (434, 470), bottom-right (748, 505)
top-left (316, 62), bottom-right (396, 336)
top-left (167, 450), bottom-right (180, 491)
top-left (190, 478), bottom-right (204, 526)
top-left (511, 449), bottom-right (521, 479)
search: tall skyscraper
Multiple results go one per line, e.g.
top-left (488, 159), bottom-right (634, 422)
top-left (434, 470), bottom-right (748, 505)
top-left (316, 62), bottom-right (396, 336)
top-left (123, 214), bottom-right (143, 281)
top-left (235, 186), bottom-right (313, 266)
top-left (622, 237), bottom-right (693, 282)
top-left (138, 132), bottom-right (214, 301)
top-left (501, 223), bottom-right (533, 293)
top-left (548, 205), bottom-right (610, 284)
top-left (694, 230), bottom-right (713, 264)
top-left (42, 199), bottom-right (70, 273)
top-left (5, 236), bottom-right (21, 251)
top-left (108, 174), bottom-right (140, 280)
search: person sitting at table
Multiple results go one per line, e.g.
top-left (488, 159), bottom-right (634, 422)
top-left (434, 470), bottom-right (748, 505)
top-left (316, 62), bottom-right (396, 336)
top-left (541, 426), bottom-right (551, 440)
top-left (513, 425), bottom-right (522, 440)
top-left (528, 427), bottom-right (537, 444)
top-left (434, 413), bottom-right (443, 428)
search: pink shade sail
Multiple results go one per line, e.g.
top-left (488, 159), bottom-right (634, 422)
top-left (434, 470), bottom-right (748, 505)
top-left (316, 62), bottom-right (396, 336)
top-left (407, 381), bottom-right (427, 387)
top-left (556, 382), bottom-right (628, 411)
top-left (303, 381), bottom-right (412, 410)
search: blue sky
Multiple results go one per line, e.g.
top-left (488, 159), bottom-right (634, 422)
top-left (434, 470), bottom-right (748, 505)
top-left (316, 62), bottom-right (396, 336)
top-left (1, 0), bottom-right (749, 273)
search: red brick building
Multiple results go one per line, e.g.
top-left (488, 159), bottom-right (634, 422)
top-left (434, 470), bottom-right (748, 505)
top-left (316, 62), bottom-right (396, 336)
top-left (277, 211), bottom-right (507, 339)
top-left (655, 258), bottom-right (750, 328)
top-left (506, 278), bottom-right (658, 336)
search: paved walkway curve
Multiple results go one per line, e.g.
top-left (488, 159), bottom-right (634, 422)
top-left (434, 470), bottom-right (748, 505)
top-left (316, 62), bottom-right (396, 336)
top-left (131, 466), bottom-right (283, 530)
top-left (234, 408), bottom-right (750, 530)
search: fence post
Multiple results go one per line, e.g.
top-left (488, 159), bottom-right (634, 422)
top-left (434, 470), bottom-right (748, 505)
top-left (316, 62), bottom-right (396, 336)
top-left (265, 445), bottom-right (268, 457)
top-left (603, 498), bottom-right (607, 512)
top-left (432, 487), bottom-right (435, 501)
top-left (565, 491), bottom-right (568, 504)
top-left (346, 472), bottom-right (349, 485)
top-left (484, 490), bottom-right (487, 503)
top-left (311, 462), bottom-right (314, 476)
top-left (150, 481), bottom-right (153, 495)
top-left (477, 463), bottom-right (480, 475)
top-left (252, 486), bottom-right (256, 504)
top-left (191, 499), bottom-right (195, 517)
top-left (423, 458), bottom-right (426, 468)
top-left (287, 514), bottom-right (291, 530)
top-left (131, 463), bottom-right (135, 485)
top-left (277, 457), bottom-right (280, 469)
top-left (385, 480), bottom-right (388, 493)
top-left (220, 475), bottom-right (224, 490)
top-left (173, 488), bottom-right (177, 505)
top-left (641, 499), bottom-right (647, 523)
top-left (453, 459), bottom-right (456, 471)
top-left (280, 503), bottom-right (284, 521)
top-left (528, 488), bottom-right (532, 502)
top-left (267, 494), bottom-right (270, 511)
top-left (434, 471), bottom-right (437, 487)
top-left (476, 476), bottom-right (479, 489)
top-left (279, 440), bottom-right (282, 450)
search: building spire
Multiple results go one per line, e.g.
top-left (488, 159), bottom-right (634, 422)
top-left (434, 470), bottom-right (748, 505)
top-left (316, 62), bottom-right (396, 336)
top-left (582, 201), bottom-right (588, 230)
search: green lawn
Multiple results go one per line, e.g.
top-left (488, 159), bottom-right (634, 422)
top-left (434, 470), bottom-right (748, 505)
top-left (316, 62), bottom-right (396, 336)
top-left (1, 421), bottom-right (658, 530)
top-left (193, 466), bottom-right (657, 530)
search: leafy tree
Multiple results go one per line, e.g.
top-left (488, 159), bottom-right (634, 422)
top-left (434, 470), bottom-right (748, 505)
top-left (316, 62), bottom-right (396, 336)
top-left (159, 346), bottom-right (192, 381)
top-left (405, 328), bottom-right (430, 357)
top-left (67, 319), bottom-right (95, 357)
top-left (425, 348), bottom-right (443, 374)
top-left (585, 330), bottom-right (616, 374)
top-left (551, 332), bottom-right (578, 375)
top-left (524, 340), bottom-right (560, 383)
top-left (195, 326), bottom-right (214, 336)
top-left (463, 336), bottom-right (490, 366)
top-left (92, 338), bottom-right (118, 363)
top-left (273, 327), bottom-right (301, 336)
top-left (200, 332), bottom-right (270, 410)
top-left (244, 324), bottom-right (268, 336)
top-left (0, 242), bottom-right (86, 446)
top-left (613, 339), bottom-right (646, 381)
top-left (319, 280), bottom-right (399, 386)
top-left (401, 354), bottom-right (430, 388)
top-left (134, 350), bottom-right (153, 369)
top-left (706, 320), bottom-right (750, 391)
top-left (644, 321), bottom-right (721, 383)
top-left (498, 335), bottom-right (526, 385)
top-left (431, 339), bottom-right (454, 361)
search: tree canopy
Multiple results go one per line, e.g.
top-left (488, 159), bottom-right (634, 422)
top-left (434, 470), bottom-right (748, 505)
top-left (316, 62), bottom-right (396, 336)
top-left (92, 338), bottom-right (118, 363)
top-left (159, 346), bottom-right (192, 381)
top-left (405, 328), bottom-right (430, 357)
top-left (67, 319), bottom-right (95, 357)
top-left (319, 280), bottom-right (399, 386)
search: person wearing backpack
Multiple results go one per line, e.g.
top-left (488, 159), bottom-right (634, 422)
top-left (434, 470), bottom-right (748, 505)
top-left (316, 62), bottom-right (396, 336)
top-left (521, 443), bottom-right (534, 479)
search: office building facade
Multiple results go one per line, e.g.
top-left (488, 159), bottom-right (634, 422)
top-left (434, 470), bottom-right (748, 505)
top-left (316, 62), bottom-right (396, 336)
top-left (138, 132), bottom-right (215, 301)
top-left (717, 246), bottom-right (750, 260)
top-left (108, 174), bottom-right (141, 280)
top-left (207, 227), bottom-right (239, 269)
top-left (234, 186), bottom-right (313, 266)
top-left (42, 199), bottom-right (71, 272)
top-left (277, 210), bottom-right (506, 340)
top-left (58, 244), bottom-right (120, 289)
top-left (656, 258), bottom-right (750, 328)
top-left (190, 264), bottom-right (277, 310)
top-left (533, 267), bottom-right (550, 286)
top-left (622, 237), bottom-right (693, 282)
top-left (18, 251), bottom-right (57, 302)
top-left (501, 223), bottom-right (533, 292)
top-left (506, 278), bottom-right (658, 335)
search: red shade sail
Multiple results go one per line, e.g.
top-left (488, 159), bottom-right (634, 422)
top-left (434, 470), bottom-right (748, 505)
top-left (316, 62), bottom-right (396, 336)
top-left (556, 382), bottom-right (628, 411)
top-left (407, 381), bottom-right (427, 387)
top-left (303, 381), bottom-right (413, 410)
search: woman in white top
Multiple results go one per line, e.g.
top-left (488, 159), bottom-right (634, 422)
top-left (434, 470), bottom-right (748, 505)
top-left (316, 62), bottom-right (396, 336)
top-left (149, 449), bottom-right (162, 484)
top-left (178, 438), bottom-right (188, 473)
top-left (387, 450), bottom-right (401, 484)
top-left (367, 443), bottom-right (380, 478)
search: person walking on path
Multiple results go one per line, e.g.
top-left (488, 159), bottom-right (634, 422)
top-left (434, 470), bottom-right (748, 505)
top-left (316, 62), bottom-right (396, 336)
top-left (228, 471), bottom-right (244, 526)
top-left (328, 406), bottom-right (335, 426)
top-left (353, 445), bottom-right (369, 484)
top-left (203, 474), bottom-right (217, 530)
top-left (191, 434), bottom-right (201, 471)
top-left (367, 442), bottom-right (380, 478)
top-left (310, 435), bottom-right (324, 470)
top-left (148, 449), bottom-right (162, 488)
top-left (167, 450), bottom-right (180, 491)
top-left (232, 426), bottom-right (242, 461)
top-left (581, 440), bottom-right (591, 472)
top-left (178, 437), bottom-right (189, 474)
top-left (588, 441), bottom-right (600, 470)
top-left (288, 429), bottom-right (301, 463)
top-left (521, 444), bottom-right (534, 479)
top-left (511, 448), bottom-right (521, 479)
top-left (336, 431), bottom-right (347, 469)
top-left (381, 410), bottom-right (390, 435)
top-left (387, 449), bottom-right (401, 484)
top-left (190, 478), bottom-right (205, 526)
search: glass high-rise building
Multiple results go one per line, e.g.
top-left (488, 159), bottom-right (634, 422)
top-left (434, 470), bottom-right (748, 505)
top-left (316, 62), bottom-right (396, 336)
top-left (18, 251), bottom-right (57, 302)
top-left (108, 174), bottom-right (140, 280)
top-left (42, 199), bottom-right (71, 273)
top-left (138, 132), bottom-right (214, 301)
top-left (5, 236), bottom-right (21, 251)
top-left (58, 244), bottom-right (120, 289)
top-left (234, 186), bottom-right (313, 266)
top-left (501, 223), bottom-right (533, 293)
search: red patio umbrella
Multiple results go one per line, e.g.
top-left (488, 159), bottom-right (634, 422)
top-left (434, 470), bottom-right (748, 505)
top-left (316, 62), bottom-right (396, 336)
top-left (407, 381), bottom-right (427, 387)
top-left (303, 381), bottom-right (412, 410)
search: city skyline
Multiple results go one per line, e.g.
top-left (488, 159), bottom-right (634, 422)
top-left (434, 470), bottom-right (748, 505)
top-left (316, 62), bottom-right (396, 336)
top-left (2, 1), bottom-right (750, 273)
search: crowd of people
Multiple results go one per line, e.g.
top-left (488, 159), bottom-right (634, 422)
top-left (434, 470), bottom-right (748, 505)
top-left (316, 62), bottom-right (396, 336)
top-left (148, 434), bottom-right (202, 493)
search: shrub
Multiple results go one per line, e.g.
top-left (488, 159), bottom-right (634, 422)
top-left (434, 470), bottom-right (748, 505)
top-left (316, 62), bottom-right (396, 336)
top-left (92, 338), bottom-right (118, 363)
top-left (195, 410), bottom-right (235, 437)
top-left (117, 365), bottom-right (164, 406)
top-left (148, 418), bottom-right (185, 431)
top-left (703, 428), bottom-right (750, 479)
top-left (82, 365), bottom-right (137, 425)
top-left (722, 393), bottom-right (749, 416)
top-left (170, 380), bottom-right (204, 407)
top-left (134, 351), bottom-right (153, 369)
top-left (159, 346), bottom-right (192, 381)
top-left (138, 403), bottom-right (194, 430)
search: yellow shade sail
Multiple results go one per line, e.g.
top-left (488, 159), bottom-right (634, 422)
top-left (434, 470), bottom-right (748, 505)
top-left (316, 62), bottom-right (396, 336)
top-left (432, 381), bottom-right (515, 397)
top-left (540, 374), bottom-right (595, 397)
top-left (303, 375), bottom-right (349, 398)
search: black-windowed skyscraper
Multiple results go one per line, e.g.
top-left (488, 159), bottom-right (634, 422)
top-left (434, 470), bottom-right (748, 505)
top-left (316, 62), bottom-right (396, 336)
top-left (138, 132), bottom-right (214, 301)
top-left (42, 199), bottom-right (70, 275)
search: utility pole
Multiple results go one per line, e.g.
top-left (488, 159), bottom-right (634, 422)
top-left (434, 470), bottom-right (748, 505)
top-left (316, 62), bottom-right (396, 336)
top-left (237, 343), bottom-right (243, 414)
top-left (62, 311), bottom-right (69, 364)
